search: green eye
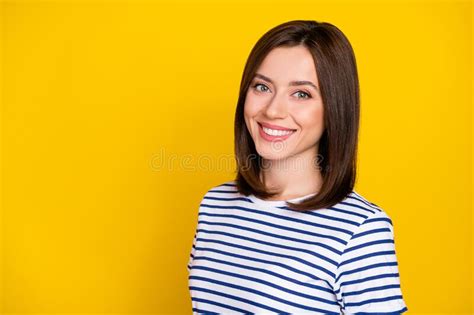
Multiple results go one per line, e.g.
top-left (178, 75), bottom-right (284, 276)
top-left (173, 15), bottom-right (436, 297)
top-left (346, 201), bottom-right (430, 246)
top-left (295, 91), bottom-right (311, 99)
top-left (253, 83), bottom-right (269, 92)
top-left (252, 83), bottom-right (312, 100)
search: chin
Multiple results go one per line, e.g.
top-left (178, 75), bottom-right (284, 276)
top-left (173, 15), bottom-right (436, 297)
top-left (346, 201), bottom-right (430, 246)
top-left (256, 147), bottom-right (290, 161)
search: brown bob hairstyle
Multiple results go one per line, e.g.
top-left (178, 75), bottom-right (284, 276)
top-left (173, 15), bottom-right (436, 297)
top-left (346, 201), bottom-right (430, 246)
top-left (234, 20), bottom-right (360, 212)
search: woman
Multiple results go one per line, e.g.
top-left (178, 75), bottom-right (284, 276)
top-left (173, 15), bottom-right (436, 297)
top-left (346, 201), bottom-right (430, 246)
top-left (187, 20), bottom-right (408, 314)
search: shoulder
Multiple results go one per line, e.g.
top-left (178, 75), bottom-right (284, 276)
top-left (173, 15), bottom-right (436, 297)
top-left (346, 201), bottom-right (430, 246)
top-left (198, 179), bottom-right (241, 201)
top-left (341, 189), bottom-right (394, 234)
top-left (210, 179), bottom-right (238, 191)
top-left (195, 179), bottom-right (253, 214)
top-left (334, 192), bottom-right (407, 313)
top-left (204, 179), bottom-right (239, 195)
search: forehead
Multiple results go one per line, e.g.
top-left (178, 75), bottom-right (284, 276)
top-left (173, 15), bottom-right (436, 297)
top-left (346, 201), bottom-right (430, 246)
top-left (255, 46), bottom-right (318, 84)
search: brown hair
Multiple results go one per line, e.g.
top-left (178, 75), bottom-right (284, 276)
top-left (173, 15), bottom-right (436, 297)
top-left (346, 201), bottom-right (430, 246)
top-left (234, 20), bottom-right (360, 212)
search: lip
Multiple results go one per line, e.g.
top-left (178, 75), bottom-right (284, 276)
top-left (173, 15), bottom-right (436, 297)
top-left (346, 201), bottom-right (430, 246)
top-left (258, 121), bottom-right (296, 131)
top-left (258, 122), bottom-right (296, 142)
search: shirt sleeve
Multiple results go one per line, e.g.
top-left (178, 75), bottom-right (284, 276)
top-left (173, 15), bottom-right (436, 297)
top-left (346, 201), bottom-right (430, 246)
top-left (333, 209), bottom-right (408, 314)
top-left (187, 231), bottom-right (197, 274)
top-left (188, 190), bottom-right (209, 274)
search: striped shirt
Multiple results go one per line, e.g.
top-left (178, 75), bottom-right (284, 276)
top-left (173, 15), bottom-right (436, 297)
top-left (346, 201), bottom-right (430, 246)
top-left (187, 180), bottom-right (408, 314)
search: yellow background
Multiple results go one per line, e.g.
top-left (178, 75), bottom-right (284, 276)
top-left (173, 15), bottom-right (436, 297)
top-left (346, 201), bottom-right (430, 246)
top-left (0, 0), bottom-right (472, 314)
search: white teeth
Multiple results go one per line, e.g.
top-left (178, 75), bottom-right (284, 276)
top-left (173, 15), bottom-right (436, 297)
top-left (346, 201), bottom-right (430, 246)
top-left (262, 126), bottom-right (295, 136)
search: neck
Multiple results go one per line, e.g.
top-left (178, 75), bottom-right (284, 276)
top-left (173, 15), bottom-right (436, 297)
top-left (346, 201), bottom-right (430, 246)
top-left (260, 148), bottom-right (323, 201)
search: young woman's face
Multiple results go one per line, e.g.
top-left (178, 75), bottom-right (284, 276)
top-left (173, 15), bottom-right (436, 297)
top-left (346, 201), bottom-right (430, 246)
top-left (244, 45), bottom-right (325, 161)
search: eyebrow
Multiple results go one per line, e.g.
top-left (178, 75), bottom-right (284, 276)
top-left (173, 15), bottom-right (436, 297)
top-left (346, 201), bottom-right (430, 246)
top-left (253, 73), bottom-right (319, 92)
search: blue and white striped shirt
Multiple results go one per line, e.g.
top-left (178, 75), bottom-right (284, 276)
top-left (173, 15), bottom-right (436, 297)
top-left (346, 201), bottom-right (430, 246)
top-left (187, 181), bottom-right (408, 314)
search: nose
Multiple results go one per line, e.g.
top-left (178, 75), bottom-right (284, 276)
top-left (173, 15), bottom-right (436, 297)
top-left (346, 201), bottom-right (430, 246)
top-left (263, 92), bottom-right (288, 119)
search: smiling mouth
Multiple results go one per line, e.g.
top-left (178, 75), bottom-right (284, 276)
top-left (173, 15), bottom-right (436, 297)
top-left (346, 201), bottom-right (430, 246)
top-left (258, 122), bottom-right (297, 141)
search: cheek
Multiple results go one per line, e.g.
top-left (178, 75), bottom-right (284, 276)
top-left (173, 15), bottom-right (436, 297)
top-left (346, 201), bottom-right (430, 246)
top-left (243, 92), bottom-right (261, 118)
top-left (294, 104), bottom-right (325, 132)
top-left (243, 98), bottom-right (255, 133)
top-left (243, 93), bottom-right (263, 131)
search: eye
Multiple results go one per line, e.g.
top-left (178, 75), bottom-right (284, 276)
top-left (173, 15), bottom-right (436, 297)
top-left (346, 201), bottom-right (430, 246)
top-left (294, 91), bottom-right (312, 99)
top-left (251, 82), bottom-right (312, 100)
top-left (252, 83), bottom-right (269, 93)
